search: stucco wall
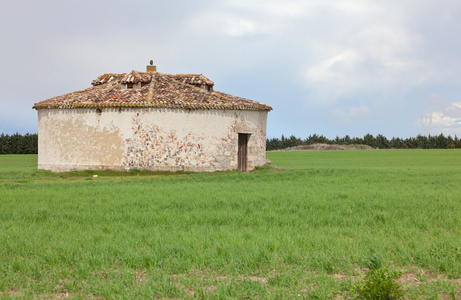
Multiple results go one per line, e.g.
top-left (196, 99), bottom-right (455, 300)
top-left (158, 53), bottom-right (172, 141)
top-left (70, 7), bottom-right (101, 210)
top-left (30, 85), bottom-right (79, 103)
top-left (37, 107), bottom-right (268, 172)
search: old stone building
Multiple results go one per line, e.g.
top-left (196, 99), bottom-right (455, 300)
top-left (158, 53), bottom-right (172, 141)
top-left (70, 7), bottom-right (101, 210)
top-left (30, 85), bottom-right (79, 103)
top-left (33, 62), bottom-right (272, 172)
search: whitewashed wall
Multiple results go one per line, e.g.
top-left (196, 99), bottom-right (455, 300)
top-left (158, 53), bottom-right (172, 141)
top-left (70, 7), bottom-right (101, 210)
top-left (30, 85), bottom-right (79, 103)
top-left (37, 107), bottom-right (268, 172)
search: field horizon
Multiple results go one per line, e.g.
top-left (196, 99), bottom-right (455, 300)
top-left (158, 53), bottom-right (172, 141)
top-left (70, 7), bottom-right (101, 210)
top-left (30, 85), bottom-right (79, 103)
top-left (1, 150), bottom-right (460, 298)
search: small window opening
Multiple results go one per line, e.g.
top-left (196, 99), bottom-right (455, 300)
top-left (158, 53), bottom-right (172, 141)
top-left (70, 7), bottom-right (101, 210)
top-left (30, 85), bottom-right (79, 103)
top-left (127, 83), bottom-right (134, 89)
top-left (96, 108), bottom-right (102, 115)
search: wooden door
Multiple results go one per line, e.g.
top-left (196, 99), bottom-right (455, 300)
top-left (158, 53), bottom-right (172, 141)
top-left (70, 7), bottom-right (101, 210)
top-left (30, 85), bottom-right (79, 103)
top-left (238, 133), bottom-right (250, 172)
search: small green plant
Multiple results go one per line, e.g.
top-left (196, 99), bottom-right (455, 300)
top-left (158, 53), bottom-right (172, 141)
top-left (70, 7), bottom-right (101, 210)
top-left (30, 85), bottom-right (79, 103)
top-left (365, 253), bottom-right (383, 270)
top-left (354, 267), bottom-right (403, 300)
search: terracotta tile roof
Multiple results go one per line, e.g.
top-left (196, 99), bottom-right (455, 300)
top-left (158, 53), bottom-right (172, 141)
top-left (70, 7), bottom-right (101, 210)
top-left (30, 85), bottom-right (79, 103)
top-left (171, 74), bottom-right (214, 87)
top-left (33, 71), bottom-right (272, 111)
top-left (120, 71), bottom-right (152, 84)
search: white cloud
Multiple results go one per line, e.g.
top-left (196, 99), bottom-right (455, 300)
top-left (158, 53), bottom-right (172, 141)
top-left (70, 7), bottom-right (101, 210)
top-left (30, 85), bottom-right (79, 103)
top-left (328, 105), bottom-right (371, 126)
top-left (305, 50), bottom-right (366, 98)
top-left (421, 95), bottom-right (461, 135)
top-left (299, 1), bottom-right (461, 103)
top-left (450, 102), bottom-right (461, 109)
top-left (188, 13), bottom-right (260, 37)
top-left (227, 0), bottom-right (312, 19)
top-left (224, 17), bottom-right (264, 37)
top-left (307, 50), bottom-right (363, 79)
top-left (302, 15), bottom-right (413, 99)
top-left (431, 111), bottom-right (461, 127)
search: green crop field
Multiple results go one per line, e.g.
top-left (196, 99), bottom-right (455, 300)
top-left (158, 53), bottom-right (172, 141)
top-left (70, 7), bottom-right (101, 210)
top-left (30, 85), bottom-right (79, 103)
top-left (0, 151), bottom-right (460, 299)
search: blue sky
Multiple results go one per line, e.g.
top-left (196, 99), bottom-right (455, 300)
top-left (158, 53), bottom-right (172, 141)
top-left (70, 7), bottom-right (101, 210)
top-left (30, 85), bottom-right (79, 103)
top-left (1, 0), bottom-right (461, 139)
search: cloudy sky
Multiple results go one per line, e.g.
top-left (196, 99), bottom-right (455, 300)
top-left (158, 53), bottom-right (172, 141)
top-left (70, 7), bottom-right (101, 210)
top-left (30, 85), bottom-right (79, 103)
top-left (2, 0), bottom-right (461, 139)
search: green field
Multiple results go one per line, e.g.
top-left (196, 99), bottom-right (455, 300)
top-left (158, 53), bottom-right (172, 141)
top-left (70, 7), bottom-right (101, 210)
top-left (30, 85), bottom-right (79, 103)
top-left (0, 151), bottom-right (460, 299)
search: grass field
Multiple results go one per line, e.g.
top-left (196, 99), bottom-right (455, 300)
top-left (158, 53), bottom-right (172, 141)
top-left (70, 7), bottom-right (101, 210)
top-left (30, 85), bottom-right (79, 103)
top-left (0, 150), bottom-right (460, 299)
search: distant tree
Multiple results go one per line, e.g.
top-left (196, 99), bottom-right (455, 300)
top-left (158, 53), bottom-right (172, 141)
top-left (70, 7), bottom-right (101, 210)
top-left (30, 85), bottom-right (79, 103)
top-left (363, 133), bottom-right (375, 148)
top-left (375, 134), bottom-right (390, 149)
top-left (351, 136), bottom-right (364, 145)
top-left (0, 132), bottom-right (38, 154)
top-left (334, 136), bottom-right (341, 145)
top-left (453, 135), bottom-right (461, 148)
top-left (425, 135), bottom-right (435, 149)
top-left (436, 133), bottom-right (447, 149)
top-left (390, 137), bottom-right (402, 149)
top-left (0, 133), bottom-right (8, 154)
top-left (447, 135), bottom-right (455, 149)
top-left (287, 135), bottom-right (303, 148)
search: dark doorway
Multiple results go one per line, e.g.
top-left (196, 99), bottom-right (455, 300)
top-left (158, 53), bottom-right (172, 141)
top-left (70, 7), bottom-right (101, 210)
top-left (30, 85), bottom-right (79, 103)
top-left (238, 133), bottom-right (250, 172)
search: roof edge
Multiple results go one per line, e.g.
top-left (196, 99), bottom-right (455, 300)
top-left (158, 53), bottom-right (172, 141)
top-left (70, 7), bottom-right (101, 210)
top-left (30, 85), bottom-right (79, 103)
top-left (33, 102), bottom-right (272, 111)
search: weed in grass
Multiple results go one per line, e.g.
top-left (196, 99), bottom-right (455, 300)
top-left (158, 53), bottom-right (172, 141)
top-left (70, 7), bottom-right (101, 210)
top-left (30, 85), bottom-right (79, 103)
top-left (354, 267), bottom-right (404, 300)
top-left (365, 253), bottom-right (383, 270)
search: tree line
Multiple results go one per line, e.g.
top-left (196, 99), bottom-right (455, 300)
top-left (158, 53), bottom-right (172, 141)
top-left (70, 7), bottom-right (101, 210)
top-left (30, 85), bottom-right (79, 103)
top-left (1, 132), bottom-right (461, 154)
top-left (266, 133), bottom-right (461, 151)
top-left (0, 133), bottom-right (38, 154)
